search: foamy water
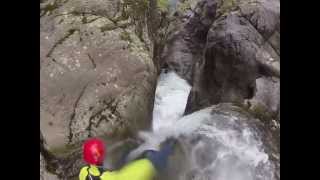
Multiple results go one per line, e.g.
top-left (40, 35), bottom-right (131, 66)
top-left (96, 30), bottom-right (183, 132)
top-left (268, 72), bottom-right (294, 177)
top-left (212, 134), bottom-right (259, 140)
top-left (152, 70), bottom-right (191, 131)
top-left (127, 71), bottom-right (275, 180)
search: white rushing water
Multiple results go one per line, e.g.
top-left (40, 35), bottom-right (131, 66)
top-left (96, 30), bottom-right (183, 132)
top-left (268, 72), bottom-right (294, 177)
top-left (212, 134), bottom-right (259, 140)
top-left (127, 70), bottom-right (275, 180)
top-left (152, 70), bottom-right (192, 131)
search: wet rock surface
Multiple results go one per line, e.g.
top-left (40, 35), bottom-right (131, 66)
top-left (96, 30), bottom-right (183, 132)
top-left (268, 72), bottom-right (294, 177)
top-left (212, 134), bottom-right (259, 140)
top-left (161, 0), bottom-right (218, 83)
top-left (182, 0), bottom-right (280, 114)
top-left (40, 0), bottom-right (279, 179)
top-left (158, 0), bottom-right (280, 179)
top-left (160, 103), bottom-right (279, 180)
top-left (154, 0), bottom-right (280, 117)
top-left (246, 76), bottom-right (280, 122)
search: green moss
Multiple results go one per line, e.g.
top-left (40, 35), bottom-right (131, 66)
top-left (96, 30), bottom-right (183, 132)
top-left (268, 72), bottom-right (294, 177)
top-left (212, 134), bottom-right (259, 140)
top-left (158, 0), bottom-right (169, 12)
top-left (249, 105), bottom-right (273, 123)
top-left (177, 1), bottom-right (191, 13)
top-left (218, 0), bottom-right (237, 15)
top-left (100, 23), bottom-right (118, 32)
top-left (49, 143), bottom-right (79, 157)
top-left (81, 16), bottom-right (87, 24)
top-left (123, 0), bottom-right (149, 21)
top-left (119, 31), bottom-right (132, 42)
top-left (40, 0), bottom-right (60, 16)
top-left (229, 101), bottom-right (272, 123)
top-left (121, 0), bottom-right (150, 43)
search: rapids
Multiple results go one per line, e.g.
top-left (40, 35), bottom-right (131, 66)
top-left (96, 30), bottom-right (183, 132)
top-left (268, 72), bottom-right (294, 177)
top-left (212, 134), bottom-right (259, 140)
top-left (127, 70), bottom-right (275, 180)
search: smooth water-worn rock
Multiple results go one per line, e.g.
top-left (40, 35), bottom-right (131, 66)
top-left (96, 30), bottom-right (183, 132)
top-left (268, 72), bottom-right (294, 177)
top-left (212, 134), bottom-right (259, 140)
top-left (40, 153), bottom-right (59, 180)
top-left (161, 0), bottom-right (218, 83)
top-left (154, 0), bottom-right (280, 116)
top-left (246, 76), bottom-right (280, 122)
top-left (185, 0), bottom-right (280, 114)
top-left (40, 0), bottom-right (280, 179)
top-left (151, 0), bottom-right (280, 178)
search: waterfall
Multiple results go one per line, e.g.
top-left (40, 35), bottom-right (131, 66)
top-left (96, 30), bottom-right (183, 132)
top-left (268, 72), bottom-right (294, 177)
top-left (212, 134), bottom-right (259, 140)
top-left (152, 70), bottom-right (192, 131)
top-left (127, 70), bottom-right (275, 180)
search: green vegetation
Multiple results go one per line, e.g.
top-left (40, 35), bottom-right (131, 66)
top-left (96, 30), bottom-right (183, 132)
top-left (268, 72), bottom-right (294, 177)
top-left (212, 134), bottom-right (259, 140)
top-left (50, 143), bottom-right (80, 157)
top-left (100, 23), bottom-right (118, 32)
top-left (249, 105), bottom-right (273, 122)
top-left (158, 0), bottom-right (169, 12)
top-left (121, 0), bottom-right (149, 41)
top-left (120, 31), bottom-right (132, 43)
top-left (123, 0), bottom-right (149, 21)
top-left (219, 0), bottom-right (237, 15)
top-left (178, 0), bottom-right (191, 13)
top-left (40, 0), bottom-right (60, 16)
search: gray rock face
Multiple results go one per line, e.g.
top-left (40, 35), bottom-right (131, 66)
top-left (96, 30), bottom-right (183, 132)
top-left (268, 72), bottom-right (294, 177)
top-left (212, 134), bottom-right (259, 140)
top-left (158, 1), bottom-right (280, 177)
top-left (246, 76), bottom-right (280, 121)
top-left (40, 0), bottom-right (280, 179)
top-left (161, 0), bottom-right (218, 83)
top-left (239, 0), bottom-right (280, 40)
top-left (40, 153), bottom-right (59, 180)
top-left (158, 0), bottom-right (280, 115)
top-left (40, 0), bottom-right (158, 178)
top-left (184, 0), bottom-right (280, 114)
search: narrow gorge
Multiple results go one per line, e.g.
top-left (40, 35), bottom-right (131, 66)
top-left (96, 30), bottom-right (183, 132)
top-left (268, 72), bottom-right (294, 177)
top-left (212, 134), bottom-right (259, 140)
top-left (40, 0), bottom-right (280, 179)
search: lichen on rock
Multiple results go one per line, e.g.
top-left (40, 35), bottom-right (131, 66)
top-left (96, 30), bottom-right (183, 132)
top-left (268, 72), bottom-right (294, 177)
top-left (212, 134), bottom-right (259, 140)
top-left (40, 0), bottom-right (160, 178)
top-left (40, 0), bottom-right (279, 179)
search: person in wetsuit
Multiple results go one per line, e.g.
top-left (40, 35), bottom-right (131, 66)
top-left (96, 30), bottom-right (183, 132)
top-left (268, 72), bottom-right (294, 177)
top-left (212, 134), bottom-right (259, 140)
top-left (79, 137), bottom-right (176, 180)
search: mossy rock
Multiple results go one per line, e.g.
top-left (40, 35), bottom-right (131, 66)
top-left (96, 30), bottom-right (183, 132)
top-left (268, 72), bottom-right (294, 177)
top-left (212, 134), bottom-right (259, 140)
top-left (49, 143), bottom-right (81, 158)
top-left (41, 0), bottom-right (60, 16)
top-left (123, 0), bottom-right (149, 20)
top-left (177, 1), bottom-right (192, 13)
top-left (248, 104), bottom-right (274, 123)
top-left (119, 30), bottom-right (132, 42)
top-left (218, 0), bottom-right (238, 15)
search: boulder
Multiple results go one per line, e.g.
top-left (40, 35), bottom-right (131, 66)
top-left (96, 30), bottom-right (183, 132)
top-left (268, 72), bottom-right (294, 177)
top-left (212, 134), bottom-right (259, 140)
top-left (245, 76), bottom-right (280, 122)
top-left (40, 153), bottom-right (59, 180)
top-left (161, 0), bottom-right (218, 83)
top-left (162, 103), bottom-right (279, 180)
top-left (185, 0), bottom-right (280, 114)
top-left (40, 0), bottom-right (157, 178)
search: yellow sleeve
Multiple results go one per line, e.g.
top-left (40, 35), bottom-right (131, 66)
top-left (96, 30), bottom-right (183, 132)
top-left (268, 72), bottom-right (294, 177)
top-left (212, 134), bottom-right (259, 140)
top-left (79, 165), bottom-right (101, 180)
top-left (79, 166), bottom-right (89, 180)
top-left (100, 159), bottom-right (157, 180)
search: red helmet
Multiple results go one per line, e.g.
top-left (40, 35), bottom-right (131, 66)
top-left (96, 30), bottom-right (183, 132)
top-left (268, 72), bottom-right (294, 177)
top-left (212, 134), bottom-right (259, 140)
top-left (83, 138), bottom-right (106, 165)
